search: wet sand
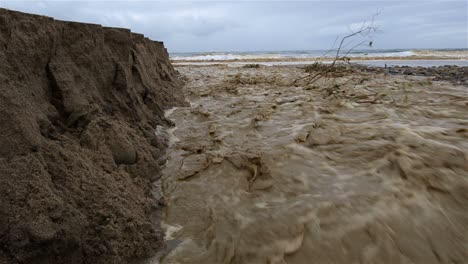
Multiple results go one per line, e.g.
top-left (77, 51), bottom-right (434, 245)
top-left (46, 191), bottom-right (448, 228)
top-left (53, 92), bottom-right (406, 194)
top-left (157, 64), bottom-right (468, 263)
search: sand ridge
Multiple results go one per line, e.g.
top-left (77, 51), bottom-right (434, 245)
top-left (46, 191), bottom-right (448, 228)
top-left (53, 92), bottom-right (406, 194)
top-left (0, 8), bottom-right (185, 264)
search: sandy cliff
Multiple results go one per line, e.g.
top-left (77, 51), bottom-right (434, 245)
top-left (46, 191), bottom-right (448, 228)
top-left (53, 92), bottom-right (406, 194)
top-left (0, 8), bottom-right (185, 264)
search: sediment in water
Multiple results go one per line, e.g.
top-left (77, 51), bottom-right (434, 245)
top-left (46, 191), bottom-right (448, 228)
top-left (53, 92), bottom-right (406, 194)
top-left (160, 64), bottom-right (468, 263)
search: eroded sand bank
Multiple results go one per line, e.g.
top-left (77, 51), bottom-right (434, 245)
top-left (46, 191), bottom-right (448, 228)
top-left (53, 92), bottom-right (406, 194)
top-left (158, 64), bottom-right (468, 263)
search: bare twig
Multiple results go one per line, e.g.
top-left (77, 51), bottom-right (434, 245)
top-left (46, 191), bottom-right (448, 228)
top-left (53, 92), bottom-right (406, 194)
top-left (291, 11), bottom-right (381, 87)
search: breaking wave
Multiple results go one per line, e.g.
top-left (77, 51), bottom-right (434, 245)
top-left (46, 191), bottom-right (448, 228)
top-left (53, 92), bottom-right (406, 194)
top-left (170, 49), bottom-right (468, 61)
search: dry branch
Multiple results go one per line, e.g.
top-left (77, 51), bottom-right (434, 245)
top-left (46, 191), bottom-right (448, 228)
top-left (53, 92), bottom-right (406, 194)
top-left (291, 11), bottom-right (381, 87)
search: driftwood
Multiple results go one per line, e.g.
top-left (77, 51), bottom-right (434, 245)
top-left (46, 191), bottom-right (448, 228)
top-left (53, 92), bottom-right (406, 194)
top-left (291, 11), bottom-right (380, 86)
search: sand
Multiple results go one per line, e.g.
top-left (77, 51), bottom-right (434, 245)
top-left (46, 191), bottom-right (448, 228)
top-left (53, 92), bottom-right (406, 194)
top-left (158, 64), bottom-right (468, 263)
top-left (0, 9), bottom-right (185, 264)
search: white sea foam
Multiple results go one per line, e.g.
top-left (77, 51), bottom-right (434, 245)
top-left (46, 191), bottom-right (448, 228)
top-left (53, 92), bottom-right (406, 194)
top-left (171, 53), bottom-right (285, 61)
top-left (170, 49), bottom-right (468, 61)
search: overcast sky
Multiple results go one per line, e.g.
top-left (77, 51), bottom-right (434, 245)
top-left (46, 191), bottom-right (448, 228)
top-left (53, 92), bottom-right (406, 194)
top-left (1, 0), bottom-right (467, 52)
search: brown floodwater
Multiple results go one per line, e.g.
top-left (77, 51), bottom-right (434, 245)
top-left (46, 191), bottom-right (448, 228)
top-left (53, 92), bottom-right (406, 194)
top-left (157, 65), bottom-right (468, 264)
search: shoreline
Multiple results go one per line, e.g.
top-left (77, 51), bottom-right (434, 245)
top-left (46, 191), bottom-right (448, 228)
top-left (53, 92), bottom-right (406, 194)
top-left (172, 59), bottom-right (468, 68)
top-left (173, 62), bottom-right (468, 85)
top-left (171, 55), bottom-right (468, 63)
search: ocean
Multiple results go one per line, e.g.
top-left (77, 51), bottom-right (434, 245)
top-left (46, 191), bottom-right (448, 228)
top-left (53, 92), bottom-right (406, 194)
top-left (170, 49), bottom-right (468, 67)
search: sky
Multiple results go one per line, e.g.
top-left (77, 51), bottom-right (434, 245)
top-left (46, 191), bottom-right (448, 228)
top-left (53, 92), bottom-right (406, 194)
top-left (0, 0), bottom-right (467, 52)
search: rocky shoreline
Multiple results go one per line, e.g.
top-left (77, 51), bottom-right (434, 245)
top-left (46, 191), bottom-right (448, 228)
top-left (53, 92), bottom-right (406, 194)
top-left (362, 65), bottom-right (468, 85)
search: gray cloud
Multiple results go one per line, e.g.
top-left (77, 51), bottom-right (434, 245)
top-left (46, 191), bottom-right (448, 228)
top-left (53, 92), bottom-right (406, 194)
top-left (1, 0), bottom-right (466, 52)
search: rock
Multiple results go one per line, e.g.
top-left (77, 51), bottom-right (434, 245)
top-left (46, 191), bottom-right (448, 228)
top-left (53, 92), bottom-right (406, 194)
top-left (109, 139), bottom-right (137, 165)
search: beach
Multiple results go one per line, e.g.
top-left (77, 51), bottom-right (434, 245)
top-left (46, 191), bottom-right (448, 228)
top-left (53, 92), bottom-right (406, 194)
top-left (1, 2), bottom-right (467, 264)
top-left (157, 63), bottom-right (468, 263)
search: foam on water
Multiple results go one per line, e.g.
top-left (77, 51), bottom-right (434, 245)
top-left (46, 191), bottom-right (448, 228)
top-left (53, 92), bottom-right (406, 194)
top-left (171, 49), bottom-right (468, 61)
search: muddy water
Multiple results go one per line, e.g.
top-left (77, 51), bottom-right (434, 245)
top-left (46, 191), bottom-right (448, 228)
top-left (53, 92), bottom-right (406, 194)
top-left (159, 65), bottom-right (468, 264)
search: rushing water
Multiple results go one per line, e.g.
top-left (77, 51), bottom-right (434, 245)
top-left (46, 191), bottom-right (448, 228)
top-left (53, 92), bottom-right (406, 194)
top-left (158, 65), bottom-right (468, 264)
